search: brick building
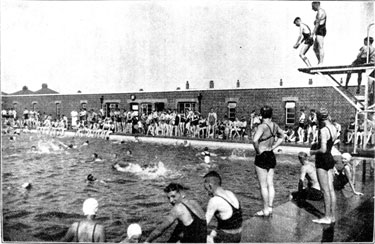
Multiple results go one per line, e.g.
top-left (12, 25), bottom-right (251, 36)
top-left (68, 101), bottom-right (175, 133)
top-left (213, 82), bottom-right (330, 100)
top-left (1, 85), bottom-right (363, 128)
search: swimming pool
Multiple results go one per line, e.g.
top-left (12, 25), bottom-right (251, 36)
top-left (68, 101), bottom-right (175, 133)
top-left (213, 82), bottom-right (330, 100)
top-left (2, 133), bottom-right (301, 242)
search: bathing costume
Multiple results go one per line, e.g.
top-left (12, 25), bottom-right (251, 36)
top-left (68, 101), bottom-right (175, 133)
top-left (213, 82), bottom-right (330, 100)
top-left (255, 123), bottom-right (277, 171)
top-left (208, 113), bottom-right (216, 126)
top-left (75, 221), bottom-right (97, 242)
top-left (169, 203), bottom-right (207, 243)
top-left (174, 115), bottom-right (180, 126)
top-left (315, 127), bottom-right (335, 170)
top-left (299, 114), bottom-right (307, 129)
top-left (292, 175), bottom-right (323, 201)
top-left (333, 163), bottom-right (350, 190)
top-left (214, 195), bottom-right (242, 243)
top-left (316, 16), bottom-right (327, 37)
top-left (302, 24), bottom-right (314, 45)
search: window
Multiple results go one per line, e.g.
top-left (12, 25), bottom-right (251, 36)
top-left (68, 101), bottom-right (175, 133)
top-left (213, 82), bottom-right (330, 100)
top-left (177, 102), bottom-right (196, 113)
top-left (130, 103), bottom-right (139, 116)
top-left (227, 102), bottom-right (237, 121)
top-left (155, 102), bottom-right (165, 112)
top-left (285, 102), bottom-right (296, 125)
top-left (13, 103), bottom-right (18, 111)
top-left (56, 103), bottom-right (61, 119)
top-left (32, 103), bottom-right (37, 111)
top-left (141, 103), bottom-right (152, 115)
top-left (81, 103), bottom-right (87, 109)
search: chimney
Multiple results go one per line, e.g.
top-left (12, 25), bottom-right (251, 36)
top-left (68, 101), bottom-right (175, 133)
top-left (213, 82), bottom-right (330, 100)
top-left (42, 83), bottom-right (48, 89)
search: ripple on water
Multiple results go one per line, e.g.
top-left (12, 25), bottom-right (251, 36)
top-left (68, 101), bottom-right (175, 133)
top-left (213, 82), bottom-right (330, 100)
top-left (4, 210), bottom-right (32, 220)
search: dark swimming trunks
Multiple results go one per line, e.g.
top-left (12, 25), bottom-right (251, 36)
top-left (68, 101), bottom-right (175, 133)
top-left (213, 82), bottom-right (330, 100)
top-left (215, 229), bottom-right (242, 243)
top-left (333, 164), bottom-right (350, 190)
top-left (315, 127), bottom-right (335, 171)
top-left (316, 18), bottom-right (327, 37)
top-left (292, 187), bottom-right (323, 201)
top-left (169, 203), bottom-right (207, 243)
top-left (255, 151), bottom-right (276, 171)
top-left (215, 196), bottom-right (243, 230)
top-left (302, 24), bottom-right (314, 45)
top-left (214, 196), bottom-right (242, 243)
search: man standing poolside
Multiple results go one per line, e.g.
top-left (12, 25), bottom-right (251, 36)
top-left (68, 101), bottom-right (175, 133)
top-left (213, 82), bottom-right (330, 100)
top-left (145, 183), bottom-right (207, 243)
top-left (204, 171), bottom-right (243, 243)
top-left (311, 1), bottom-right (327, 65)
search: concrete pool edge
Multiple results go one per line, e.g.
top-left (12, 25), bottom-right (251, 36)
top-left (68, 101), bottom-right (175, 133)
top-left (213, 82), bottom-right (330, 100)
top-left (37, 130), bottom-right (310, 155)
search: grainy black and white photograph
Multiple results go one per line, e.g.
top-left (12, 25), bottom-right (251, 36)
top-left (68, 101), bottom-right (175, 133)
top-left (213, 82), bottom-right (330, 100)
top-left (1, 0), bottom-right (374, 243)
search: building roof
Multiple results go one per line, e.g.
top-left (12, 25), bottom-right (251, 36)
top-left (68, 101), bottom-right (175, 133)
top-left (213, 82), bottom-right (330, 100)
top-left (11, 86), bottom-right (35, 95)
top-left (34, 83), bottom-right (59, 94)
top-left (1, 91), bottom-right (7, 95)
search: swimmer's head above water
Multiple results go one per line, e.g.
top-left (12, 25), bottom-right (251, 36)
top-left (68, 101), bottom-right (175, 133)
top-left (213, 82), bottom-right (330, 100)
top-left (341, 153), bottom-right (352, 164)
top-left (82, 198), bottom-right (98, 216)
top-left (127, 223), bottom-right (142, 243)
top-left (87, 174), bottom-right (97, 182)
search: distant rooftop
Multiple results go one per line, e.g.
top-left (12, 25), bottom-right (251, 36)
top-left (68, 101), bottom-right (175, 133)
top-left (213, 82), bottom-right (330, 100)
top-left (34, 83), bottom-right (59, 95)
top-left (10, 84), bottom-right (59, 95)
top-left (11, 86), bottom-right (35, 95)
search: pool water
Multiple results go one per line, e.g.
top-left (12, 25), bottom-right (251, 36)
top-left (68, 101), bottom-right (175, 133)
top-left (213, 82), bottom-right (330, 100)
top-left (2, 133), bottom-right (301, 242)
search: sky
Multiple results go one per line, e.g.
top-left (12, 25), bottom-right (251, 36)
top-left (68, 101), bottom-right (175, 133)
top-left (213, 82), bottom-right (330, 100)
top-left (1, 0), bottom-right (374, 94)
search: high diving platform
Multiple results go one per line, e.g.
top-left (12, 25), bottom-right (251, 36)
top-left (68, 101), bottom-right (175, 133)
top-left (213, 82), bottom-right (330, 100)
top-left (298, 61), bottom-right (375, 154)
top-left (298, 63), bottom-right (375, 75)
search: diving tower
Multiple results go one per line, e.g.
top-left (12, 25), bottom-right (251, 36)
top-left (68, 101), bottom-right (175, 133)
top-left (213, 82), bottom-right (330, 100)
top-left (298, 24), bottom-right (375, 154)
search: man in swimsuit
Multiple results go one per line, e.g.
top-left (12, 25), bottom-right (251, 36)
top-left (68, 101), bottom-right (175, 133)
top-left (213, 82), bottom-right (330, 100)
top-left (204, 171), bottom-right (243, 243)
top-left (293, 17), bottom-right (314, 67)
top-left (310, 108), bottom-right (337, 224)
top-left (297, 109), bottom-right (307, 143)
top-left (253, 106), bottom-right (285, 217)
top-left (345, 37), bottom-right (375, 94)
top-left (145, 183), bottom-right (207, 243)
top-left (207, 108), bottom-right (218, 138)
top-left (311, 1), bottom-right (327, 65)
top-left (291, 152), bottom-right (323, 202)
top-left (61, 198), bottom-right (105, 242)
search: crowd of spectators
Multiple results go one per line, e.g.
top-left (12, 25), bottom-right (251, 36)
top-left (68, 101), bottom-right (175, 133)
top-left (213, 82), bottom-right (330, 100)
top-left (2, 106), bottom-right (374, 147)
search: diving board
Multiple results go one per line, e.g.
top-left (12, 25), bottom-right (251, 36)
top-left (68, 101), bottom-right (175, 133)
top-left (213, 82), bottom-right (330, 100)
top-left (298, 63), bottom-right (375, 154)
top-left (298, 63), bottom-right (375, 75)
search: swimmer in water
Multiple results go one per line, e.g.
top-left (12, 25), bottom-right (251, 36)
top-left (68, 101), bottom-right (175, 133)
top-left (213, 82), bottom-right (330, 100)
top-left (22, 182), bottom-right (32, 190)
top-left (82, 140), bottom-right (89, 146)
top-left (61, 198), bottom-right (106, 242)
top-left (196, 147), bottom-right (217, 164)
top-left (87, 153), bottom-right (103, 163)
top-left (120, 223), bottom-right (142, 243)
top-left (86, 174), bottom-right (106, 184)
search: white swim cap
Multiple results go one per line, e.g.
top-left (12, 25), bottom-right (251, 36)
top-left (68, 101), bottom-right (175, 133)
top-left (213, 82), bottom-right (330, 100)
top-left (342, 153), bottom-right (352, 162)
top-left (127, 223), bottom-right (142, 238)
top-left (82, 198), bottom-right (98, 216)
